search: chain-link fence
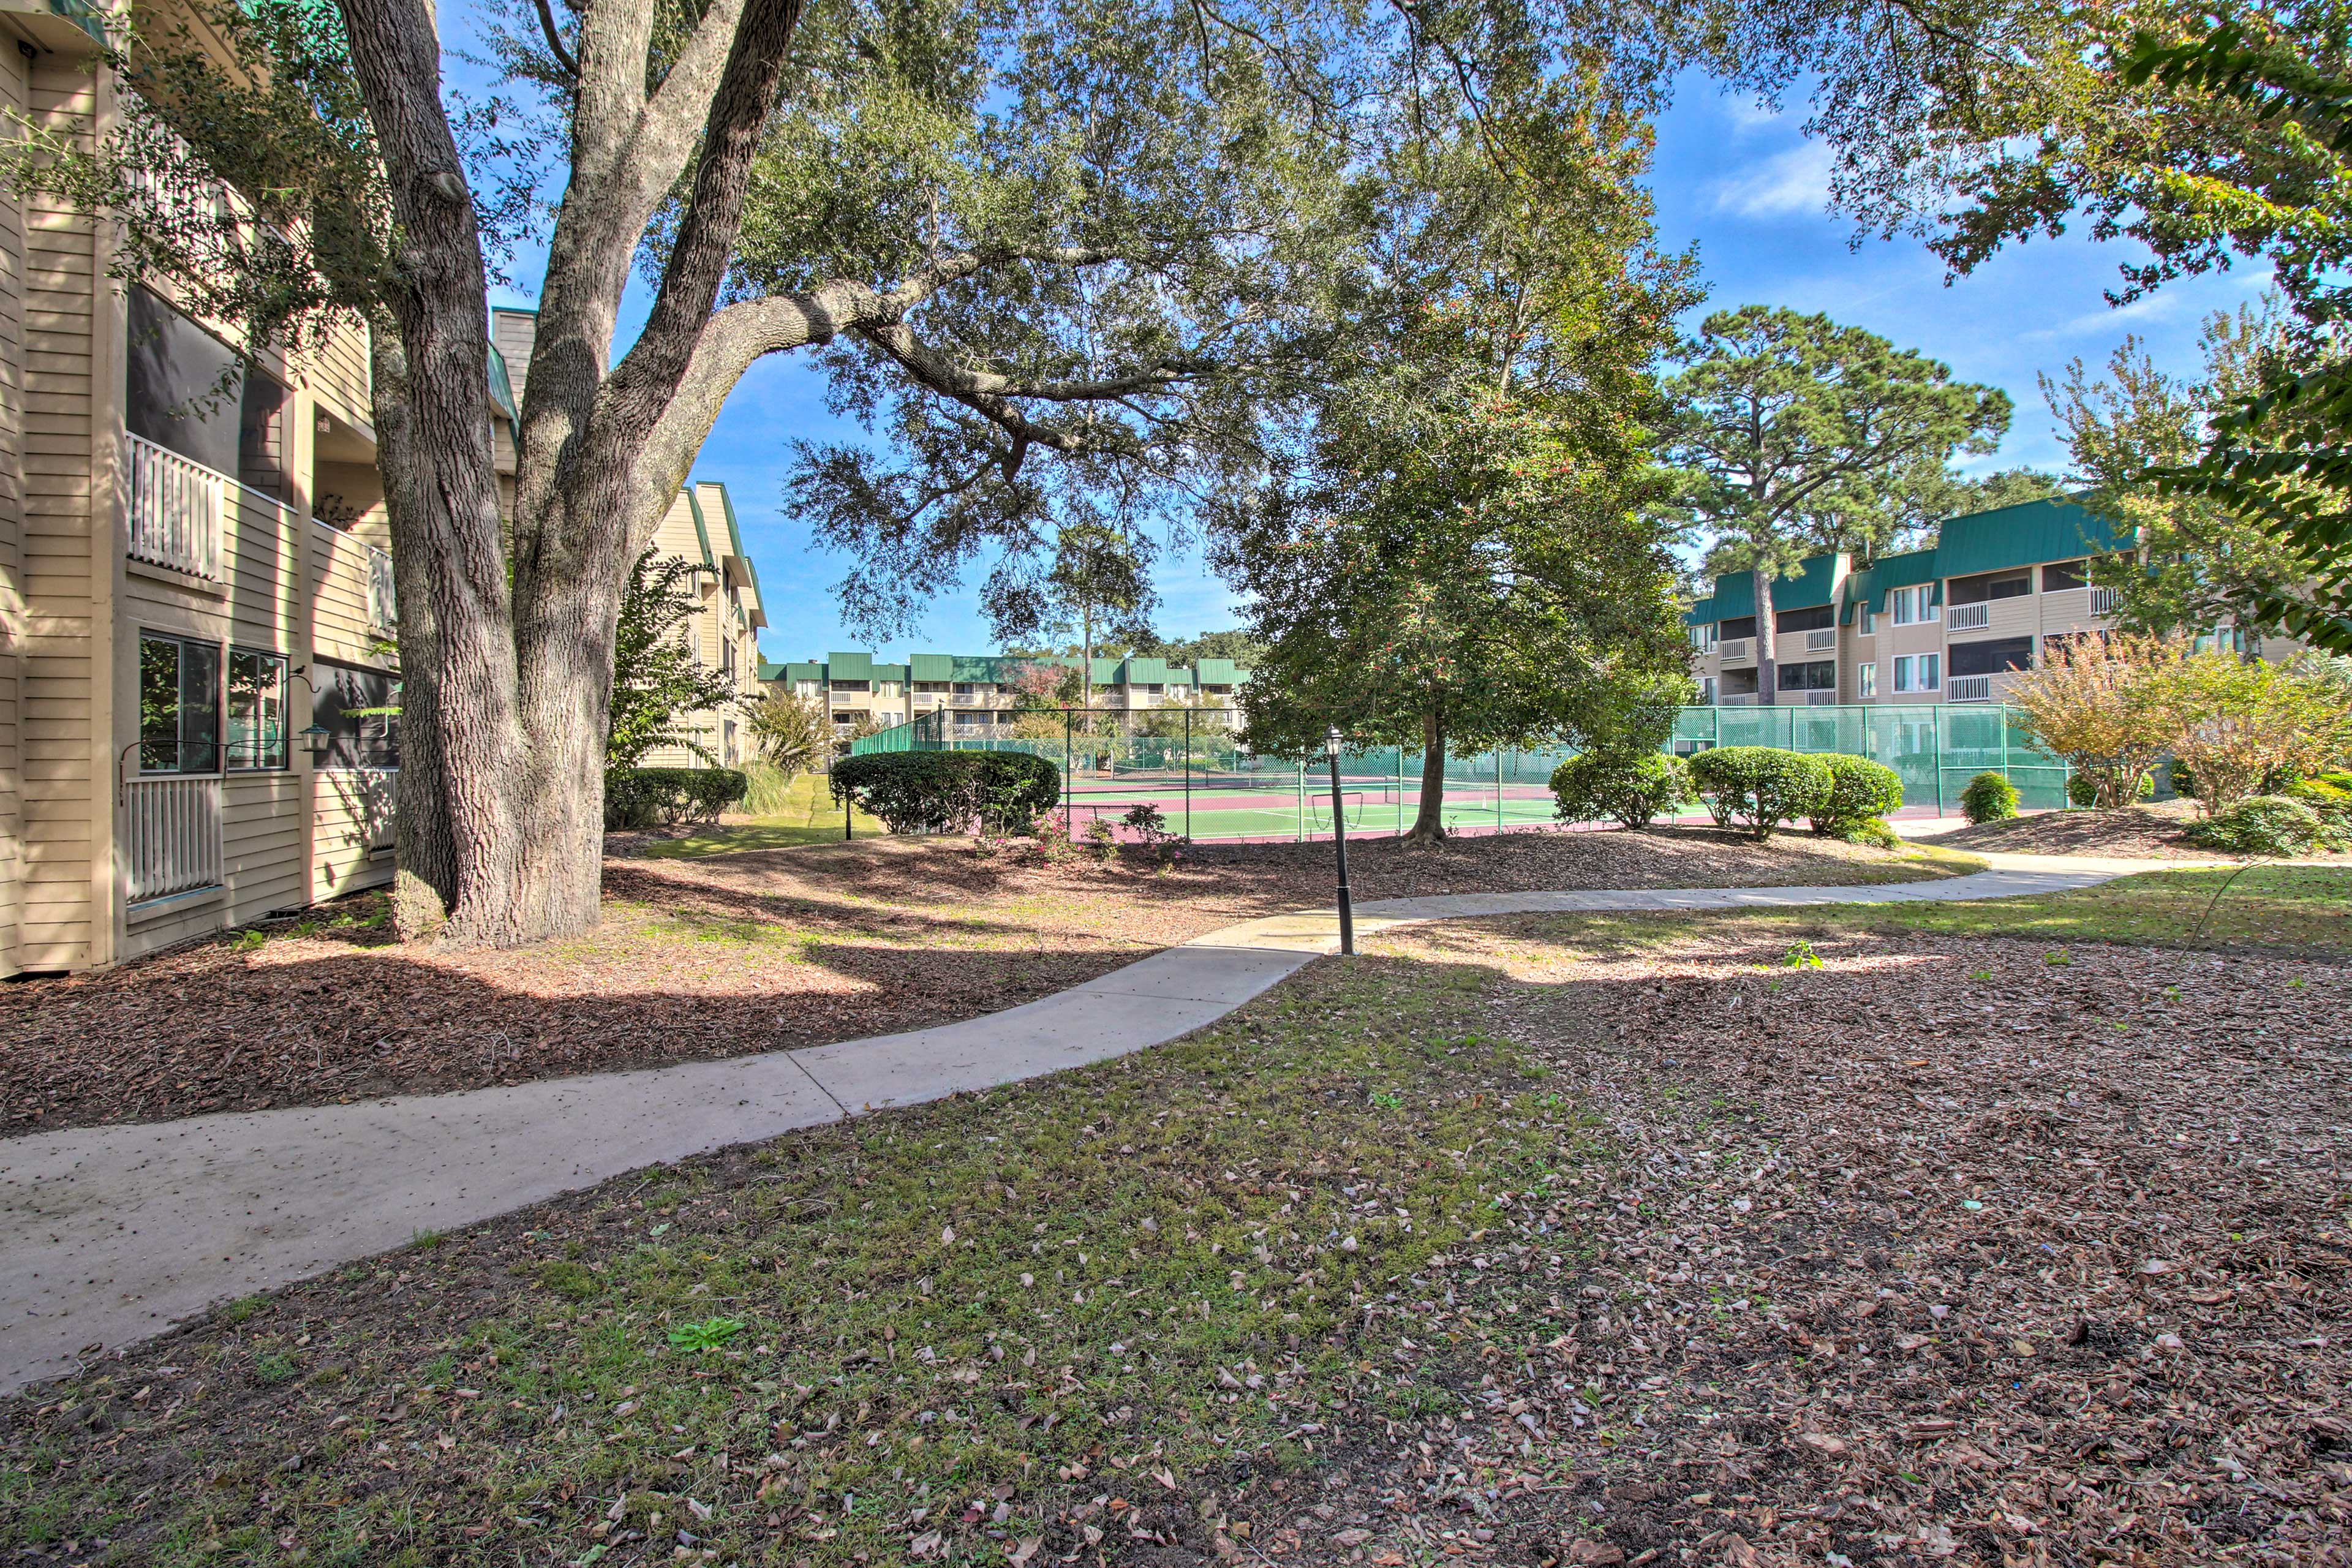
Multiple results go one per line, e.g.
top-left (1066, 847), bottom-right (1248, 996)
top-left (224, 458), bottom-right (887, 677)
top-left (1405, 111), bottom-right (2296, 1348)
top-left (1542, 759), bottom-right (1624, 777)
top-left (848, 703), bottom-right (2073, 841)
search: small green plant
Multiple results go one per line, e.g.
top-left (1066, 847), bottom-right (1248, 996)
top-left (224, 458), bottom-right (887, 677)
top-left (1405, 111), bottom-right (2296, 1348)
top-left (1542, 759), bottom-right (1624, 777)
top-left (1969, 969), bottom-right (1994, 981)
top-left (1782, 940), bottom-right (1823, 969)
top-left (1083, 817), bottom-right (1118, 862)
top-left (1370, 1090), bottom-right (1403, 1110)
top-left (218, 1295), bottom-right (269, 1324)
top-left (2183, 794), bottom-right (2341, 856)
top-left (411, 1229), bottom-right (446, 1250)
top-left (666, 1316), bottom-right (746, 1352)
top-left (1959, 771), bottom-right (2021, 825)
top-left (253, 1350), bottom-right (299, 1385)
top-left (231, 929), bottom-right (268, 952)
top-left (2043, 949), bottom-right (2071, 967)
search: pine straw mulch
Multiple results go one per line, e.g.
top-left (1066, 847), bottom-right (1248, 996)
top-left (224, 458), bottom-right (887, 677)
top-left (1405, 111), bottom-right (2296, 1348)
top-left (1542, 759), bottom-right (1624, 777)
top-left (1917, 801), bottom-right (2346, 862)
top-left (1229, 916), bottom-right (2352, 1568)
top-left (0, 826), bottom-right (1965, 1139)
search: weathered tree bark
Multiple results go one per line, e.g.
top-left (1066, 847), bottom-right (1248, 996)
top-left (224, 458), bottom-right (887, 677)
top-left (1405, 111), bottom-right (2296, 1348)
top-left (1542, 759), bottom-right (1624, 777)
top-left (1753, 567), bottom-right (1779, 706)
top-left (338, 0), bottom-right (532, 944)
top-left (1402, 710), bottom-right (1448, 846)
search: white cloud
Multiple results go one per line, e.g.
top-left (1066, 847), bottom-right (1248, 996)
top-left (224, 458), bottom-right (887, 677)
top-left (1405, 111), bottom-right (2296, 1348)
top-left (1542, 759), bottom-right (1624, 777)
top-left (1722, 95), bottom-right (1785, 137)
top-left (2019, 265), bottom-right (2277, 343)
top-left (1705, 141), bottom-right (1834, 220)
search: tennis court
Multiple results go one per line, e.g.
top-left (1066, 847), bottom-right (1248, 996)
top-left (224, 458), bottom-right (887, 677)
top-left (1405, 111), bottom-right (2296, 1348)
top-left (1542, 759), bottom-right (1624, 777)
top-left (850, 703), bottom-right (2075, 842)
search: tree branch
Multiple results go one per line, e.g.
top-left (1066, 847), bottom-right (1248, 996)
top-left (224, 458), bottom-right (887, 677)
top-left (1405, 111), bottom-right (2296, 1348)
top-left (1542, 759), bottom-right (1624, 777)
top-left (532, 0), bottom-right (581, 80)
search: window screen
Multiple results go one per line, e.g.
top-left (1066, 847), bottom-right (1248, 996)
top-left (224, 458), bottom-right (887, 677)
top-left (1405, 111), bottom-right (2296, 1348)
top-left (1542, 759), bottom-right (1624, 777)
top-left (1948, 636), bottom-right (2035, 677)
top-left (227, 647), bottom-right (288, 770)
top-left (312, 659), bottom-right (399, 769)
top-left (139, 632), bottom-right (221, 773)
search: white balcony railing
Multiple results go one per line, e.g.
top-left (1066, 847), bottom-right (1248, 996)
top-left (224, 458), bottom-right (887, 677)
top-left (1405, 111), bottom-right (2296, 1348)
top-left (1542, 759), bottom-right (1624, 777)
top-left (126, 775), bottom-right (222, 902)
top-left (1947, 602), bottom-right (1992, 631)
top-left (1719, 638), bottom-right (1752, 665)
top-left (128, 434), bottom-right (225, 581)
top-left (2090, 586), bottom-right (2122, 617)
top-left (1806, 690), bottom-right (1839, 705)
top-left (1947, 674), bottom-right (1994, 703)
top-left (1719, 693), bottom-right (1757, 706)
top-left (366, 543), bottom-right (397, 633)
top-left (1803, 628), bottom-right (1838, 652)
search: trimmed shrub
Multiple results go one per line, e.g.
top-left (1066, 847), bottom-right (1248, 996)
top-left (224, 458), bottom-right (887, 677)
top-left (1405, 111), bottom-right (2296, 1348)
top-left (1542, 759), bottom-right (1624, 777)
top-left (2282, 777), bottom-right (2352, 826)
top-left (1687, 747), bottom-right (1833, 841)
top-left (1810, 754), bottom-right (1907, 840)
top-left (2180, 794), bottom-right (2340, 856)
top-left (829, 751), bottom-right (1061, 835)
top-left (1959, 771), bottom-right (2020, 825)
top-left (604, 767), bottom-right (750, 831)
top-left (1550, 751), bottom-right (1694, 830)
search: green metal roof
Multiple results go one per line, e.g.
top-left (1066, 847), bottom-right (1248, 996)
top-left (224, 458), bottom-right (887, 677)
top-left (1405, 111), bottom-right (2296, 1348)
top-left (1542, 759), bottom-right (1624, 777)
top-left (486, 347), bottom-right (519, 424)
top-left (1933, 497), bottom-right (2125, 578)
top-left (1120, 657), bottom-right (1173, 684)
top-left (826, 650), bottom-right (873, 681)
top-left (1784, 554), bottom-right (1841, 610)
top-left (873, 663), bottom-right (910, 682)
top-left (681, 489), bottom-right (718, 568)
top-left (707, 484), bottom-right (767, 625)
top-left (1684, 570), bottom-right (1757, 626)
top-left (756, 658), bottom-right (789, 682)
top-left (1194, 658), bottom-right (1242, 684)
top-left (780, 662), bottom-right (824, 685)
top-left (776, 650), bottom-right (1253, 687)
top-left (1841, 547), bottom-right (1942, 623)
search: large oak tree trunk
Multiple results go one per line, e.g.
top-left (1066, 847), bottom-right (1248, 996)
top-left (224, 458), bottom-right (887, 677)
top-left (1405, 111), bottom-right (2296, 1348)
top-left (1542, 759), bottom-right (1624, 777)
top-left (1753, 567), bottom-right (1779, 706)
top-left (1401, 710), bottom-right (1448, 846)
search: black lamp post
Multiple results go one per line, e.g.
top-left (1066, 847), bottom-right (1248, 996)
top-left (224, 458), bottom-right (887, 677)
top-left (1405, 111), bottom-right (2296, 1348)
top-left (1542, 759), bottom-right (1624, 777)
top-left (1325, 725), bottom-right (1354, 956)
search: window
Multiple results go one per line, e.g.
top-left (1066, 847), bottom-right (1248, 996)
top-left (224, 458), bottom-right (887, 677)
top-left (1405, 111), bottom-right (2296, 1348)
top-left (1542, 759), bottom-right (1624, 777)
top-left (1688, 623), bottom-right (1717, 652)
top-left (311, 659), bottom-right (399, 769)
top-left (1856, 662), bottom-right (1876, 699)
top-left (954, 682), bottom-right (979, 695)
top-left (1776, 604), bottom-right (1834, 633)
top-left (1948, 636), bottom-right (2034, 677)
top-left (1947, 569), bottom-right (2033, 605)
top-left (2042, 559), bottom-right (2089, 592)
top-left (829, 679), bottom-right (869, 693)
top-left (1856, 602), bottom-right (1875, 636)
top-left (1719, 668), bottom-right (1760, 696)
top-left (226, 648), bottom-right (288, 770)
top-left (795, 680), bottom-right (820, 697)
top-left (720, 636), bottom-right (737, 676)
top-left (1137, 684), bottom-right (1163, 696)
top-left (1891, 586), bottom-right (1939, 625)
top-left (127, 287), bottom-right (288, 493)
top-left (139, 632), bottom-right (221, 773)
top-left (722, 718), bottom-right (739, 764)
top-left (914, 681), bottom-right (950, 693)
top-left (1892, 655), bottom-right (1940, 692)
top-left (834, 711), bottom-right (855, 726)
top-left (1919, 653), bottom-right (1940, 690)
top-left (1719, 615), bottom-right (1758, 641)
top-left (1781, 659), bottom-right (1837, 692)
top-left (1698, 675), bottom-right (1717, 704)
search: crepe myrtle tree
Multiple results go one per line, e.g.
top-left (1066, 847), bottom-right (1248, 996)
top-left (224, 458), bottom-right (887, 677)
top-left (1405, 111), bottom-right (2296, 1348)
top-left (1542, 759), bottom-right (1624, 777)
top-left (22, 0), bottom-right (1569, 946)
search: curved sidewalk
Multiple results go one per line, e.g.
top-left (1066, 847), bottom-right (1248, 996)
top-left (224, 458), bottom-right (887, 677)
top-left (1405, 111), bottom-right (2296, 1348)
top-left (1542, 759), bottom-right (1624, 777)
top-left (0, 854), bottom-right (2145, 1394)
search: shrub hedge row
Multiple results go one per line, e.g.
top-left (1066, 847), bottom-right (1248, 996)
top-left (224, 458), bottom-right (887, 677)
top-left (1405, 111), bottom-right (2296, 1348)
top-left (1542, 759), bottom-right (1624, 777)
top-left (829, 751), bottom-right (1061, 835)
top-left (604, 767), bottom-right (750, 831)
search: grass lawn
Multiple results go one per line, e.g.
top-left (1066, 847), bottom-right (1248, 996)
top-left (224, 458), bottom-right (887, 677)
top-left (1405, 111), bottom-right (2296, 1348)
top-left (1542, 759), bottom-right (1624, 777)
top-left (1543, 864), bottom-right (2352, 960)
top-left (634, 772), bottom-right (888, 858)
top-left (5, 870), bottom-right (2346, 1565)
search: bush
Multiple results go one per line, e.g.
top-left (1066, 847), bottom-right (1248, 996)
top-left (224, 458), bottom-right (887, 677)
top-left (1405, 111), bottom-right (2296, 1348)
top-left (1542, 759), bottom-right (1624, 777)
top-left (1809, 754), bottom-right (1907, 839)
top-left (1959, 771), bottom-right (2020, 825)
top-left (1549, 750), bottom-right (1694, 830)
top-left (2180, 794), bottom-right (2341, 856)
top-left (2069, 769), bottom-right (2154, 808)
top-left (604, 767), bottom-right (750, 831)
top-left (829, 751), bottom-right (1061, 835)
top-left (1686, 747), bottom-right (1833, 841)
top-left (2283, 777), bottom-right (2352, 825)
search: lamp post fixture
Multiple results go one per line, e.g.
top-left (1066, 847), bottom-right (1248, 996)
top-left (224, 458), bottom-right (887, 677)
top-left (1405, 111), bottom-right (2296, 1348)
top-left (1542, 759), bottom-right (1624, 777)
top-left (301, 722), bottom-right (333, 763)
top-left (1325, 725), bottom-right (1354, 957)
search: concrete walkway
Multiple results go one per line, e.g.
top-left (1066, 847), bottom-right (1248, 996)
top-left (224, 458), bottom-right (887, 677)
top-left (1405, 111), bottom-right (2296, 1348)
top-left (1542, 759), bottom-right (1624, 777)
top-left (0, 854), bottom-right (2149, 1394)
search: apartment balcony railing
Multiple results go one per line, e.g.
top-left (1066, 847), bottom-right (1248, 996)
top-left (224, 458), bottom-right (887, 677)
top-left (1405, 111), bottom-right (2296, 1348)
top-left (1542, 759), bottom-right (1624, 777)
top-left (1719, 693), bottom-right (1757, 706)
top-left (2090, 586), bottom-right (2122, 617)
top-left (1947, 602), bottom-right (1992, 631)
top-left (1947, 674), bottom-right (1994, 703)
top-left (1718, 638), bottom-right (1752, 666)
top-left (366, 543), bottom-right (397, 633)
top-left (1802, 628), bottom-right (1838, 653)
top-left (128, 434), bottom-right (226, 581)
top-left (126, 774), bottom-right (222, 902)
top-left (1805, 690), bottom-right (1839, 705)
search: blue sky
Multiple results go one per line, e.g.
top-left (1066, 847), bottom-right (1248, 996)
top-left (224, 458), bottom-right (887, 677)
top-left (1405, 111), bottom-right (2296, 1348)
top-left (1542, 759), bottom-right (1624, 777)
top-left (477, 58), bottom-right (2274, 666)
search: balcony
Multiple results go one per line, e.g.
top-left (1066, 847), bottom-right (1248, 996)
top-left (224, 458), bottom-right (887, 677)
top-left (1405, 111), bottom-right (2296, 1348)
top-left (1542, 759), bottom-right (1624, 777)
top-left (1801, 628), bottom-right (1838, 653)
top-left (1947, 674), bottom-right (1994, 703)
top-left (1947, 602), bottom-right (1992, 631)
top-left (1805, 690), bottom-right (1839, 706)
top-left (2090, 586), bottom-right (2122, 617)
top-left (367, 541), bottom-right (397, 633)
top-left (125, 775), bottom-right (222, 903)
top-left (128, 434), bottom-right (225, 581)
top-left (1718, 638), bottom-right (1753, 666)
top-left (1719, 693), bottom-right (1757, 706)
